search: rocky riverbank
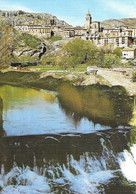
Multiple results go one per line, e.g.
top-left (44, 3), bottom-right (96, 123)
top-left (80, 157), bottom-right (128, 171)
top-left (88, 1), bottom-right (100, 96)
top-left (85, 67), bottom-right (136, 96)
top-left (0, 67), bottom-right (136, 96)
top-left (39, 67), bottom-right (136, 96)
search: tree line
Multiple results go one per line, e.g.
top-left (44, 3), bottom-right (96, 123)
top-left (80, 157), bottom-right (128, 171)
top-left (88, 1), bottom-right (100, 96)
top-left (41, 38), bottom-right (122, 69)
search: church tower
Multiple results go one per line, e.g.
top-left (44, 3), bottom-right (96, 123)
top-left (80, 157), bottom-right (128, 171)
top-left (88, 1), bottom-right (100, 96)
top-left (85, 10), bottom-right (92, 31)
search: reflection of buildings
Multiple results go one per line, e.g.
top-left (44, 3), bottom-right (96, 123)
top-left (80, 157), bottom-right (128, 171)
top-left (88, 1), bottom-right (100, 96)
top-left (14, 11), bottom-right (136, 48)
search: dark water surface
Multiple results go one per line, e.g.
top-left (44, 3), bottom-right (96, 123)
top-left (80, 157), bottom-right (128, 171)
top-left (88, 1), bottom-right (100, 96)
top-left (0, 84), bottom-right (136, 193)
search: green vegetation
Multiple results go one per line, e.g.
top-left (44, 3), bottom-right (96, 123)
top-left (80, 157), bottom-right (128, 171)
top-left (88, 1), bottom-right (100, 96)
top-left (125, 59), bottom-right (135, 66)
top-left (113, 47), bottom-right (122, 57)
top-left (103, 53), bottom-right (121, 68)
top-left (46, 38), bottom-right (122, 69)
top-left (15, 33), bottom-right (41, 48)
top-left (41, 56), bottom-right (56, 66)
top-left (29, 65), bottom-right (87, 72)
top-left (11, 54), bottom-right (37, 64)
top-left (56, 38), bottom-right (99, 69)
top-left (50, 36), bottom-right (62, 41)
top-left (0, 19), bottom-right (15, 69)
top-left (0, 18), bottom-right (41, 69)
top-left (133, 72), bottom-right (136, 82)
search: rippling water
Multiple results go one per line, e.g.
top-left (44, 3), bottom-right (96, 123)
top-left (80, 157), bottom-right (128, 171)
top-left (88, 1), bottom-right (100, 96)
top-left (0, 84), bottom-right (136, 193)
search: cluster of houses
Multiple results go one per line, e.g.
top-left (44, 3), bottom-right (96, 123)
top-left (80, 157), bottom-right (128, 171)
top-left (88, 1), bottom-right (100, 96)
top-left (14, 11), bottom-right (136, 60)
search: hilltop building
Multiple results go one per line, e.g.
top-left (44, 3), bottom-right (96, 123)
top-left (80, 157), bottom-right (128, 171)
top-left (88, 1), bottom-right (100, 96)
top-left (85, 11), bottom-right (92, 30)
top-left (14, 11), bottom-right (136, 48)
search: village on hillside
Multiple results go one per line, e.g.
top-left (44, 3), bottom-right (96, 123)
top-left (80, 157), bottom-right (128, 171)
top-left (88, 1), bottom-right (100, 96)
top-left (9, 10), bottom-right (136, 61)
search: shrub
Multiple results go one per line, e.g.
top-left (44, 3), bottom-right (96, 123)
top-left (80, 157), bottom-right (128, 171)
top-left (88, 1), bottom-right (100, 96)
top-left (15, 33), bottom-right (41, 48)
top-left (133, 72), bottom-right (136, 82)
top-left (113, 47), bottom-right (122, 57)
top-left (103, 53), bottom-right (121, 68)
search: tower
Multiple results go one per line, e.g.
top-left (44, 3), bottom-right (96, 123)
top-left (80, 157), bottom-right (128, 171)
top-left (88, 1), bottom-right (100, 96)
top-left (85, 10), bottom-right (92, 31)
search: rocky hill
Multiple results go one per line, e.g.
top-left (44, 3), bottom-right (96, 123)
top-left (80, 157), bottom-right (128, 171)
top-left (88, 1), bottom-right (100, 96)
top-left (0, 10), bottom-right (69, 26)
top-left (101, 18), bottom-right (136, 28)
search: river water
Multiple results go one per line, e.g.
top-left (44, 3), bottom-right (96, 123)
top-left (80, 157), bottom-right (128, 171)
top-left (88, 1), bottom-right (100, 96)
top-left (0, 84), bottom-right (136, 193)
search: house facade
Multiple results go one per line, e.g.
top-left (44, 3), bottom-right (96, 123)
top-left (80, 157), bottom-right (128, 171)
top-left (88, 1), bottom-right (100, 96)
top-left (122, 47), bottom-right (136, 59)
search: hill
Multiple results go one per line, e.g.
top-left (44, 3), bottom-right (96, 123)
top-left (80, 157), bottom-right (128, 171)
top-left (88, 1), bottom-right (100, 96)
top-left (101, 18), bottom-right (136, 28)
top-left (0, 10), bottom-right (69, 26)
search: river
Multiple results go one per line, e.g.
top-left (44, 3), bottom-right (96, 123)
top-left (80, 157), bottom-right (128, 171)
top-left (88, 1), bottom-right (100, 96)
top-left (0, 84), bottom-right (136, 193)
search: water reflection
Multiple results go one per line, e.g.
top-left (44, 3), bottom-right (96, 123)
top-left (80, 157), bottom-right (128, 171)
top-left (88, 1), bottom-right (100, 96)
top-left (0, 84), bottom-right (135, 193)
top-left (0, 97), bottom-right (6, 137)
top-left (58, 84), bottom-right (134, 127)
top-left (0, 84), bottom-right (133, 136)
top-left (0, 84), bottom-right (56, 111)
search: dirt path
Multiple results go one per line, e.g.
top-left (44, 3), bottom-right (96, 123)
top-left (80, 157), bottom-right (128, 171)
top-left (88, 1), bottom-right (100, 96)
top-left (82, 67), bottom-right (136, 96)
top-left (97, 68), bottom-right (136, 96)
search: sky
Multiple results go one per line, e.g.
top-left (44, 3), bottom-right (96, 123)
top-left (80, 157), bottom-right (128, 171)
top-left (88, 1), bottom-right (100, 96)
top-left (0, 0), bottom-right (136, 26)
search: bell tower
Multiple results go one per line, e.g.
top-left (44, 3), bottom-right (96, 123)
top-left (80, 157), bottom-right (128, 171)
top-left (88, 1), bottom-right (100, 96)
top-left (85, 10), bottom-right (92, 31)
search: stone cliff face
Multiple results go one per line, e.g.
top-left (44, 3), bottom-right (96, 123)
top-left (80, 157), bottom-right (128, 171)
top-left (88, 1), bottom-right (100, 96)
top-left (0, 10), bottom-right (69, 26)
top-left (13, 42), bottom-right (47, 59)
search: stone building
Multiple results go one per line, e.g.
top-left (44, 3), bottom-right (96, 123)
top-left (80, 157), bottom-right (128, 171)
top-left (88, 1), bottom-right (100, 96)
top-left (100, 36), bottom-right (132, 47)
top-left (62, 26), bottom-right (75, 38)
top-left (84, 11), bottom-right (101, 33)
top-left (28, 26), bottom-right (52, 38)
top-left (74, 26), bottom-right (87, 37)
top-left (85, 11), bottom-right (92, 31)
top-left (82, 11), bottom-right (135, 48)
top-left (91, 21), bottom-right (101, 34)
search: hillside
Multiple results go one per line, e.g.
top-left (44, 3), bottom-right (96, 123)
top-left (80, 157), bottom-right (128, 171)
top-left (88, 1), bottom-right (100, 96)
top-left (0, 10), bottom-right (69, 26)
top-left (101, 18), bottom-right (136, 28)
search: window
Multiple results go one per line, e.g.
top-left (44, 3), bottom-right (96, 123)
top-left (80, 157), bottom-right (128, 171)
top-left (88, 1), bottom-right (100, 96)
top-left (122, 37), bottom-right (125, 44)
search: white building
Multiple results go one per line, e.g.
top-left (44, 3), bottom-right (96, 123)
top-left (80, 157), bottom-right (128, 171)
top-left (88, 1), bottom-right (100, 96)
top-left (122, 47), bottom-right (136, 59)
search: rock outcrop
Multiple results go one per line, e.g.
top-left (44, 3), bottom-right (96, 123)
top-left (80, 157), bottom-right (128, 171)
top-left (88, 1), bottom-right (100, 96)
top-left (13, 42), bottom-right (47, 59)
top-left (101, 18), bottom-right (136, 28)
top-left (0, 10), bottom-right (69, 26)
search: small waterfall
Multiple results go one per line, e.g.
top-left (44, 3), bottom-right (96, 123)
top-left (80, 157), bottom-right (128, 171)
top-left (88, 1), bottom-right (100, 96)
top-left (0, 143), bottom-right (121, 194)
top-left (0, 130), bottom-right (135, 193)
top-left (0, 165), bottom-right (50, 194)
top-left (119, 144), bottom-right (136, 183)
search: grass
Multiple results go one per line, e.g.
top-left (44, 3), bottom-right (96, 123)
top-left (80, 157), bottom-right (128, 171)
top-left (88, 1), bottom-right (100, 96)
top-left (29, 65), bottom-right (87, 72)
top-left (50, 37), bottom-right (63, 41)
